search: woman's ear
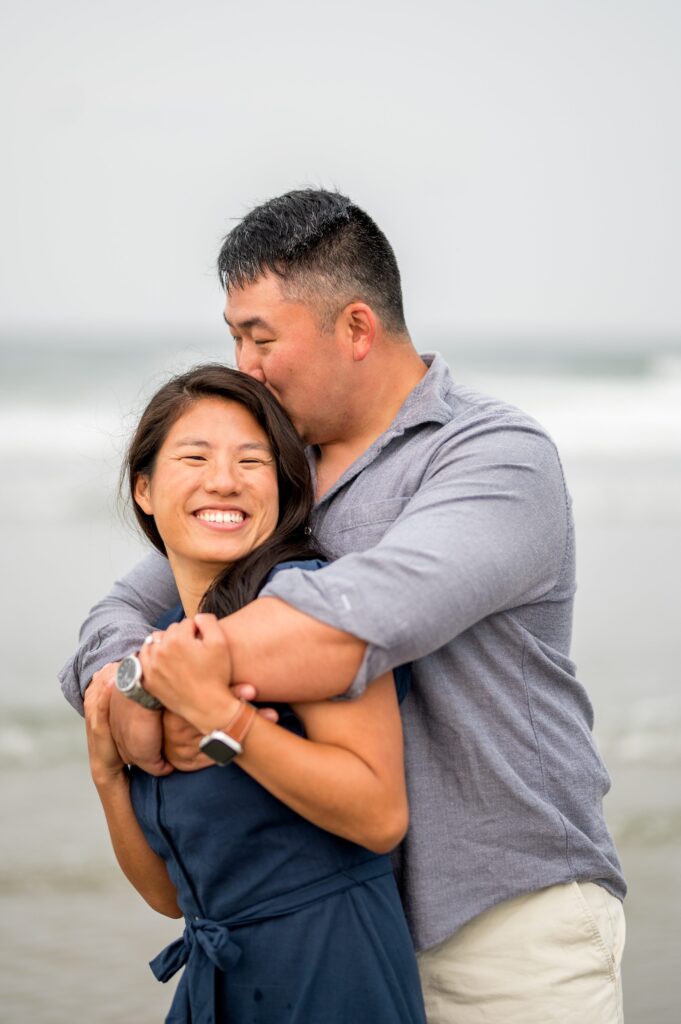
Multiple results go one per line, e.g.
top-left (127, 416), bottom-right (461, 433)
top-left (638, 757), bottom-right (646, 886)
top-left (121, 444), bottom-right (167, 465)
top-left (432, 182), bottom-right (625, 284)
top-left (134, 474), bottom-right (153, 515)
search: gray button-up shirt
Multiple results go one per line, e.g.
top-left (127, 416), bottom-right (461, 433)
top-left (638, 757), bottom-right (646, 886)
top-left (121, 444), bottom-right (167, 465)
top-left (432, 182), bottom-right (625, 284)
top-left (60, 353), bottom-right (625, 951)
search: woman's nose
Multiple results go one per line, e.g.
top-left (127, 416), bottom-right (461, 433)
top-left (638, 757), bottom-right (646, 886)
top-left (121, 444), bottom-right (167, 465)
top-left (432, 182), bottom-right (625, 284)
top-left (204, 461), bottom-right (241, 494)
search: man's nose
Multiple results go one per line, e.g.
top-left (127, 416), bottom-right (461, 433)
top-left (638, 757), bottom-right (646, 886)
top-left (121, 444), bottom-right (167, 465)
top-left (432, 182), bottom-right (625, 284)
top-left (236, 342), bottom-right (266, 383)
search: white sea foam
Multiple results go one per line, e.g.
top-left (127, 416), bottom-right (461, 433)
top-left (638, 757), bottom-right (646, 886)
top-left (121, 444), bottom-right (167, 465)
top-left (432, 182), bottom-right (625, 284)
top-left (463, 371), bottom-right (681, 458)
top-left (3, 370), bottom-right (681, 460)
top-left (0, 402), bottom-right (130, 458)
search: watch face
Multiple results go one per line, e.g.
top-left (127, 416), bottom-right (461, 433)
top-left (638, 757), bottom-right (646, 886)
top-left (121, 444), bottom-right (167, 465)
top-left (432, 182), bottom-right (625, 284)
top-left (116, 655), bottom-right (142, 693)
top-left (200, 733), bottom-right (240, 766)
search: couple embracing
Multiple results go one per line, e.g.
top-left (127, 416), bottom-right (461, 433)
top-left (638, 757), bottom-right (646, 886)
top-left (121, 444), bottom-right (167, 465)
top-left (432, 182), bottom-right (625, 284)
top-left (61, 189), bottom-right (626, 1023)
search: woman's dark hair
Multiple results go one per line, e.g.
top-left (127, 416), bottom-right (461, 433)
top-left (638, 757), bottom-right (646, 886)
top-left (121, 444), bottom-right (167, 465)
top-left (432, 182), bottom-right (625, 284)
top-left (124, 364), bottom-right (325, 617)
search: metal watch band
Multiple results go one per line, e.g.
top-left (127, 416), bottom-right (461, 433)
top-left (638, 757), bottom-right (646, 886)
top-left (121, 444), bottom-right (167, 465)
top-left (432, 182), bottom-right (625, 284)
top-left (127, 684), bottom-right (163, 711)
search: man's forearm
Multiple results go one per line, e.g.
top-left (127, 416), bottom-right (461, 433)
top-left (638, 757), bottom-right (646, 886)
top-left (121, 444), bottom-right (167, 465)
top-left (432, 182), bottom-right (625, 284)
top-left (58, 550), bottom-right (178, 714)
top-left (218, 597), bottom-right (366, 702)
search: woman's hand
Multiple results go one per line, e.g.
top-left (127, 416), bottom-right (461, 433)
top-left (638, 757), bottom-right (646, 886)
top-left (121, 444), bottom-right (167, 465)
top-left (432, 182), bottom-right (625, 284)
top-left (139, 615), bottom-right (239, 735)
top-left (84, 665), bottom-right (127, 787)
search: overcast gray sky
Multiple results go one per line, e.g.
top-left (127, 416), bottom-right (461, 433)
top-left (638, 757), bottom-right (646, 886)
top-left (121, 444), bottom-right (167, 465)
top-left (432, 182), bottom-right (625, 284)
top-left (1, 0), bottom-right (679, 347)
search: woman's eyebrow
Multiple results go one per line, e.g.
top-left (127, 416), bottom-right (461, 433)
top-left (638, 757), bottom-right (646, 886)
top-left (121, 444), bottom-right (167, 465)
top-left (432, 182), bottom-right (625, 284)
top-left (173, 439), bottom-right (272, 452)
top-left (237, 442), bottom-right (272, 453)
top-left (175, 437), bottom-right (211, 448)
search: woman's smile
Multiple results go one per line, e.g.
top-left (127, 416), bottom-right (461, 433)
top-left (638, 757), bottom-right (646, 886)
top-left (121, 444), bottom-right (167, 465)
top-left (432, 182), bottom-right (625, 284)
top-left (193, 506), bottom-right (248, 527)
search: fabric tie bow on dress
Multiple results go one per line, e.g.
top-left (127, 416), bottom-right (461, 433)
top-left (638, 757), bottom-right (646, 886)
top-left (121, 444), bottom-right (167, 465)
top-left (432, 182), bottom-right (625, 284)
top-left (151, 916), bottom-right (242, 1024)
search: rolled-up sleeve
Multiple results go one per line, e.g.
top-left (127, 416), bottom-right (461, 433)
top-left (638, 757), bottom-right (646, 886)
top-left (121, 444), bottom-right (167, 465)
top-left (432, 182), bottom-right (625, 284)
top-left (58, 550), bottom-right (179, 714)
top-left (260, 424), bottom-right (569, 697)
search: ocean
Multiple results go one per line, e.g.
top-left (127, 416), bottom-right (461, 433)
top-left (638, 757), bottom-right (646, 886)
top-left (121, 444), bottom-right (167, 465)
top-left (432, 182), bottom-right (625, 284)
top-left (1, 338), bottom-right (680, 1022)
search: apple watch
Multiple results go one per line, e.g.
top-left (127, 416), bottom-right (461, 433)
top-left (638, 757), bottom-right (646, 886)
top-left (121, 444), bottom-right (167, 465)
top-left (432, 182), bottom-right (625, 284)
top-left (199, 702), bottom-right (257, 766)
top-left (115, 655), bottom-right (163, 711)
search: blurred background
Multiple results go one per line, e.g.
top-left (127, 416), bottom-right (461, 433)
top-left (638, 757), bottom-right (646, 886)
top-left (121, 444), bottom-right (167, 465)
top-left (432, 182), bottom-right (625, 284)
top-left (1, 1), bottom-right (679, 1021)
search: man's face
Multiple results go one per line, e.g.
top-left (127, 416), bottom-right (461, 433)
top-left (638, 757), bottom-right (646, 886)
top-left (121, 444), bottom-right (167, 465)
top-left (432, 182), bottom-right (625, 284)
top-left (224, 272), bottom-right (348, 444)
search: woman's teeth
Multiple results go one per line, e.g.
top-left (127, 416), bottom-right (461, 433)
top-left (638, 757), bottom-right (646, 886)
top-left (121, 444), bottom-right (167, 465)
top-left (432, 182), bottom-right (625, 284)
top-left (195, 510), bottom-right (245, 524)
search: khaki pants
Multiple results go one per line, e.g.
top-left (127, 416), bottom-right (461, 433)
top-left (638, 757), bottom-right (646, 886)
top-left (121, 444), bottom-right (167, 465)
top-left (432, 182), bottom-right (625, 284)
top-left (417, 882), bottom-right (625, 1023)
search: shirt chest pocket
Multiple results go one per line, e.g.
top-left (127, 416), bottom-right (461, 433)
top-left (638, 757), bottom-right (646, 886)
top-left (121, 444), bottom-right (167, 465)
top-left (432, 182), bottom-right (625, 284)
top-left (332, 496), bottom-right (411, 554)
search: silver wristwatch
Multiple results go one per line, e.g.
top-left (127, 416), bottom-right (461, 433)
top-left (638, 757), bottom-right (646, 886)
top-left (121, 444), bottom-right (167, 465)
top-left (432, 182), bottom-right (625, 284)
top-left (115, 655), bottom-right (163, 711)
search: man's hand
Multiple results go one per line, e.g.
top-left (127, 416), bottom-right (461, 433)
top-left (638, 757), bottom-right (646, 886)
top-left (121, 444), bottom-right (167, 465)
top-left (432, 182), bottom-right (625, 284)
top-left (105, 665), bottom-right (173, 777)
top-left (84, 667), bottom-right (126, 787)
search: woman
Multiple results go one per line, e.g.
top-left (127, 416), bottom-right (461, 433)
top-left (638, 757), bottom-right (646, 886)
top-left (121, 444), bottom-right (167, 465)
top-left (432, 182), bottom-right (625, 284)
top-left (84, 364), bottom-right (426, 1024)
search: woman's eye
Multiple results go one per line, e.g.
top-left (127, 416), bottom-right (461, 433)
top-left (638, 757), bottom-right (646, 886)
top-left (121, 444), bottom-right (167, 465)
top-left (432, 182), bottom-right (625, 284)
top-left (254, 339), bottom-right (273, 347)
top-left (182, 455), bottom-right (206, 462)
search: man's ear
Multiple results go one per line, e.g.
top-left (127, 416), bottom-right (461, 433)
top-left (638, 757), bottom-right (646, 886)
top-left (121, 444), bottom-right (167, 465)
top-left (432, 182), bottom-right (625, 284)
top-left (340, 303), bottom-right (376, 362)
top-left (134, 474), bottom-right (153, 515)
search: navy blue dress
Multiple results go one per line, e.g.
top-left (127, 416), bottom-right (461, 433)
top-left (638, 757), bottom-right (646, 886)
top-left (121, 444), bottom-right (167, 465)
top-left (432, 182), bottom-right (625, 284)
top-left (129, 561), bottom-right (426, 1024)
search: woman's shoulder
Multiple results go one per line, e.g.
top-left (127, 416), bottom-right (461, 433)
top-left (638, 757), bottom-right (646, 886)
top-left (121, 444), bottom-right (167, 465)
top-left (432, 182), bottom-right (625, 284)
top-left (155, 603), bottom-right (185, 629)
top-left (153, 561), bottom-right (327, 629)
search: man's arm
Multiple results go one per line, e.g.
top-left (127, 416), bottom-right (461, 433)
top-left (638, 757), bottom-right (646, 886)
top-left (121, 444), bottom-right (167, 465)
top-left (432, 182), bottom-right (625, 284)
top-left (59, 549), bottom-right (178, 714)
top-left (64, 423), bottom-right (566, 756)
top-left (217, 424), bottom-right (569, 702)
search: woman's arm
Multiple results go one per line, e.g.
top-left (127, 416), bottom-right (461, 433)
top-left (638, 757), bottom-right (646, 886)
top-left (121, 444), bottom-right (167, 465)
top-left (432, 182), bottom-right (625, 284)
top-left (84, 670), bottom-right (182, 918)
top-left (140, 616), bottom-right (409, 854)
top-left (239, 674), bottom-right (408, 853)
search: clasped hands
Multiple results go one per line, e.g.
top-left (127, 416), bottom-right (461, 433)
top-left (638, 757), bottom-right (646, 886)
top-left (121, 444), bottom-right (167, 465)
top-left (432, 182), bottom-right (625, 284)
top-left (140, 614), bottom-right (240, 733)
top-left (92, 614), bottom-right (273, 776)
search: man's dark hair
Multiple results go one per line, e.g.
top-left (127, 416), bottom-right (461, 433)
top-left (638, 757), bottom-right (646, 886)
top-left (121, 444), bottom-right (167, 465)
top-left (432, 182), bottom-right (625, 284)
top-left (217, 189), bottom-right (408, 334)
top-left (124, 364), bottom-right (325, 617)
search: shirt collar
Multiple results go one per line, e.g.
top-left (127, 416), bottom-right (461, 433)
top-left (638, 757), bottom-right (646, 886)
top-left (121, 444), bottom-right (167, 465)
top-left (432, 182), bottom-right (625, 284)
top-left (383, 352), bottom-right (453, 434)
top-left (310, 352), bottom-right (453, 506)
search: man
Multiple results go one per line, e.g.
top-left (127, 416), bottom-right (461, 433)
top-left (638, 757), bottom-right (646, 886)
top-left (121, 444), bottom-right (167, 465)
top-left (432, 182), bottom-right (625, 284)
top-left (60, 189), bottom-right (625, 1023)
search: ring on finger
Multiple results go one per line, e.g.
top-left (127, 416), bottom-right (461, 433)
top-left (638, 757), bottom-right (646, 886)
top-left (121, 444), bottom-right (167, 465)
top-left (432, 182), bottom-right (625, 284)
top-left (143, 633), bottom-right (162, 646)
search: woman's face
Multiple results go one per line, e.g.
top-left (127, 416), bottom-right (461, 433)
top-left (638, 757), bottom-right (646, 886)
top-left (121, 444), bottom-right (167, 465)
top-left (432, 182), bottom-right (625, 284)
top-left (134, 397), bottom-right (279, 578)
